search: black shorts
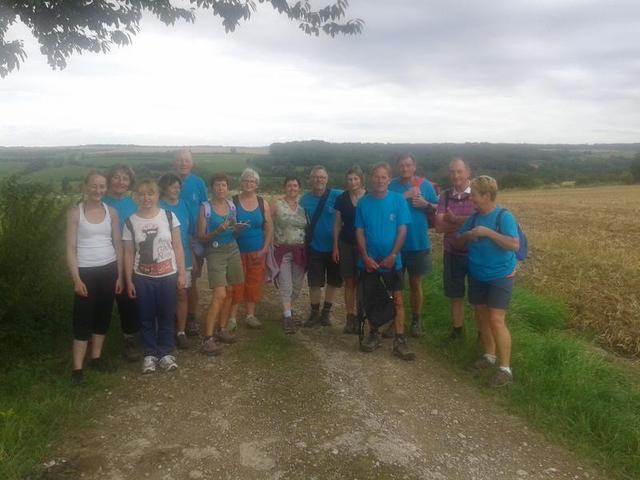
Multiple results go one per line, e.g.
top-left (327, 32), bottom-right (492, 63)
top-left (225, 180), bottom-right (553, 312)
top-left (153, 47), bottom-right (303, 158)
top-left (307, 249), bottom-right (343, 288)
top-left (402, 249), bottom-right (432, 276)
top-left (72, 262), bottom-right (118, 341)
top-left (443, 252), bottom-right (469, 298)
top-left (468, 276), bottom-right (514, 310)
top-left (338, 240), bottom-right (359, 280)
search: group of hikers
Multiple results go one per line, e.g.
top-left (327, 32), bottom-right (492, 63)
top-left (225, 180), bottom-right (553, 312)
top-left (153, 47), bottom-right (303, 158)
top-left (66, 150), bottom-right (522, 388)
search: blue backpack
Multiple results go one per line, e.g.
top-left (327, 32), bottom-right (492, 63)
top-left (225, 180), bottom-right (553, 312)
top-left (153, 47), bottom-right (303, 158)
top-left (471, 208), bottom-right (528, 261)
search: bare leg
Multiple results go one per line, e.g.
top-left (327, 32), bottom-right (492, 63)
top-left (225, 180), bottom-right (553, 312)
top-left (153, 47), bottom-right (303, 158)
top-left (90, 334), bottom-right (106, 359)
top-left (246, 302), bottom-right (256, 316)
top-left (475, 305), bottom-right (496, 356)
top-left (393, 292), bottom-right (406, 335)
top-left (309, 286), bottom-right (322, 305)
top-left (344, 277), bottom-right (356, 315)
top-left (324, 285), bottom-right (338, 304)
top-left (409, 274), bottom-right (423, 318)
top-left (451, 297), bottom-right (465, 328)
top-left (176, 288), bottom-right (188, 333)
top-left (204, 287), bottom-right (227, 336)
top-left (219, 286), bottom-right (234, 329)
top-left (488, 308), bottom-right (511, 368)
top-left (230, 304), bottom-right (239, 319)
top-left (72, 340), bottom-right (88, 370)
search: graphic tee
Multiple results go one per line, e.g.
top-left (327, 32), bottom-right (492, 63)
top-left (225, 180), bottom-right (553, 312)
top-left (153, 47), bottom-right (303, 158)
top-left (389, 177), bottom-right (439, 252)
top-left (123, 209), bottom-right (180, 278)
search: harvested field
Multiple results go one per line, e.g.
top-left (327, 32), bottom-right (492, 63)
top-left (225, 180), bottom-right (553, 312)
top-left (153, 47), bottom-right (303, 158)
top-left (498, 185), bottom-right (640, 357)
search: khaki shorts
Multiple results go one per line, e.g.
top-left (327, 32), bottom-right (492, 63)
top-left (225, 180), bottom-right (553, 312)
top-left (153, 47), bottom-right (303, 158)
top-left (206, 242), bottom-right (244, 289)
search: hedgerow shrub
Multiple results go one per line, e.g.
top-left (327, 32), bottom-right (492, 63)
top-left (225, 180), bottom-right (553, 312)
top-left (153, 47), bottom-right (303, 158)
top-left (0, 177), bottom-right (72, 361)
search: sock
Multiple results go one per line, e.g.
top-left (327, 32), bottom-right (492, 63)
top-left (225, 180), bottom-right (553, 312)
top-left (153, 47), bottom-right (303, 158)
top-left (322, 301), bottom-right (332, 311)
top-left (453, 326), bottom-right (463, 336)
top-left (284, 309), bottom-right (292, 318)
top-left (499, 366), bottom-right (512, 376)
top-left (311, 303), bottom-right (320, 312)
top-left (412, 313), bottom-right (420, 324)
top-left (483, 353), bottom-right (497, 364)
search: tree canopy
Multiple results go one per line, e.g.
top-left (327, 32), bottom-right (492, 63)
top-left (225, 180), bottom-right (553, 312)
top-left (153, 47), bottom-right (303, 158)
top-left (0, 0), bottom-right (363, 77)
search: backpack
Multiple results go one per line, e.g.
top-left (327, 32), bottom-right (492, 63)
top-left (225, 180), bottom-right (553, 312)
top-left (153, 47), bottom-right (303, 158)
top-left (411, 176), bottom-right (440, 229)
top-left (201, 199), bottom-right (237, 234)
top-left (471, 208), bottom-right (529, 261)
top-left (357, 271), bottom-right (396, 343)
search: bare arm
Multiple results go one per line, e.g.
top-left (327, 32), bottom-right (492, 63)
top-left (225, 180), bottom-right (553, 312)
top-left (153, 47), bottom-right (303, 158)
top-left (123, 239), bottom-right (136, 298)
top-left (197, 204), bottom-right (230, 243)
top-left (379, 224), bottom-right (406, 269)
top-left (109, 207), bottom-right (123, 294)
top-left (66, 207), bottom-right (87, 297)
top-left (262, 201), bottom-right (273, 250)
top-left (332, 210), bottom-right (342, 263)
top-left (172, 225), bottom-right (186, 289)
top-left (356, 227), bottom-right (378, 272)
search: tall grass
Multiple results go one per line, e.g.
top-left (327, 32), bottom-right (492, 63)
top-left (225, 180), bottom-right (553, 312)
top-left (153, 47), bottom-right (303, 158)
top-left (420, 263), bottom-right (640, 480)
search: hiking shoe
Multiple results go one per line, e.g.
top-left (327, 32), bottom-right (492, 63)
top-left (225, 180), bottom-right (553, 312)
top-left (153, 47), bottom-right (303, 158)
top-left (227, 317), bottom-right (238, 333)
top-left (440, 328), bottom-right (464, 347)
top-left (142, 356), bottom-right (158, 374)
top-left (489, 369), bottom-right (513, 388)
top-left (215, 329), bottom-right (237, 344)
top-left (319, 309), bottom-right (332, 327)
top-left (381, 322), bottom-right (395, 339)
top-left (245, 315), bottom-right (262, 329)
top-left (283, 316), bottom-right (296, 335)
top-left (360, 331), bottom-right (381, 352)
top-left (473, 356), bottom-right (496, 371)
top-left (158, 355), bottom-right (178, 372)
top-left (176, 333), bottom-right (189, 350)
top-left (292, 312), bottom-right (302, 329)
top-left (200, 337), bottom-right (222, 356)
top-left (88, 357), bottom-right (112, 373)
top-left (303, 310), bottom-right (321, 328)
top-left (409, 320), bottom-right (422, 338)
top-left (186, 316), bottom-right (200, 337)
top-left (71, 369), bottom-right (84, 386)
top-left (393, 336), bottom-right (416, 361)
top-left (343, 313), bottom-right (357, 334)
top-left (123, 335), bottom-right (141, 362)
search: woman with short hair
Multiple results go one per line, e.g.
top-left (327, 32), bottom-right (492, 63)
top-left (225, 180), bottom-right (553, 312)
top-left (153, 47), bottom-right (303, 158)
top-left (270, 176), bottom-right (307, 334)
top-left (66, 170), bottom-right (123, 385)
top-left (198, 174), bottom-right (245, 355)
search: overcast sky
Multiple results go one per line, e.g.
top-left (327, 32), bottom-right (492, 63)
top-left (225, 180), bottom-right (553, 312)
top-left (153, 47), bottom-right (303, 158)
top-left (1, 0), bottom-right (639, 146)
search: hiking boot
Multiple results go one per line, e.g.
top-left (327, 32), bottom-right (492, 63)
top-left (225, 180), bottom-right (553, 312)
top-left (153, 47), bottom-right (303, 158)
top-left (123, 335), bottom-right (141, 362)
top-left (360, 331), bottom-right (381, 352)
top-left (319, 308), bottom-right (332, 327)
top-left (381, 322), bottom-right (395, 339)
top-left (245, 315), bottom-right (262, 329)
top-left (227, 317), bottom-right (238, 333)
top-left (186, 316), bottom-right (200, 337)
top-left (409, 320), bottom-right (422, 338)
top-left (393, 336), bottom-right (416, 361)
top-left (489, 369), bottom-right (513, 388)
top-left (303, 310), bottom-right (321, 328)
top-left (473, 355), bottom-right (496, 371)
top-left (88, 357), bottom-right (112, 373)
top-left (200, 337), bottom-right (222, 356)
top-left (440, 328), bottom-right (464, 347)
top-left (71, 369), bottom-right (84, 386)
top-left (283, 316), bottom-right (296, 335)
top-left (215, 329), bottom-right (237, 344)
top-left (142, 356), bottom-right (158, 374)
top-left (158, 355), bottom-right (178, 372)
top-left (343, 313), bottom-right (357, 334)
top-left (176, 333), bottom-right (189, 350)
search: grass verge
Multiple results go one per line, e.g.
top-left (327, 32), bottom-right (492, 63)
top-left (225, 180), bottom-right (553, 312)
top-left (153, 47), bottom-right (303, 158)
top-left (420, 263), bottom-right (640, 480)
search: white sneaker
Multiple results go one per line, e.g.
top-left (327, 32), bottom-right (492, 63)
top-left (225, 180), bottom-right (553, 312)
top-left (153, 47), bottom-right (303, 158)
top-left (158, 355), bottom-right (178, 372)
top-left (227, 317), bottom-right (237, 333)
top-left (142, 356), bottom-right (157, 374)
top-left (245, 314), bottom-right (262, 329)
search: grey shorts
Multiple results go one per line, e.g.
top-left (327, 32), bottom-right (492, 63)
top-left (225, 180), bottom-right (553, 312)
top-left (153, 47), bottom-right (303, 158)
top-left (468, 276), bottom-right (514, 310)
top-left (338, 240), bottom-right (359, 280)
top-left (206, 241), bottom-right (244, 289)
top-left (402, 249), bottom-right (432, 276)
top-left (443, 252), bottom-right (468, 298)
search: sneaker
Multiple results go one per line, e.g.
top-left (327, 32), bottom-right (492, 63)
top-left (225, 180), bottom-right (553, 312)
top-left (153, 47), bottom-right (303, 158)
top-left (409, 320), bottom-right (422, 338)
top-left (292, 312), bottom-right (302, 329)
top-left (319, 309), bottom-right (332, 327)
top-left (176, 333), bottom-right (189, 350)
top-left (200, 336), bottom-right (222, 356)
top-left (393, 336), bottom-right (416, 361)
top-left (215, 329), bottom-right (237, 344)
top-left (227, 317), bottom-right (238, 333)
top-left (473, 356), bottom-right (496, 371)
top-left (303, 310), bottom-right (321, 328)
top-left (283, 316), bottom-right (296, 335)
top-left (343, 313), bottom-right (357, 334)
top-left (123, 335), bottom-right (141, 362)
top-left (245, 315), bottom-right (262, 329)
top-left (381, 322), bottom-right (395, 339)
top-left (71, 369), bottom-right (84, 386)
top-left (142, 356), bottom-right (158, 374)
top-left (158, 355), bottom-right (178, 372)
top-left (186, 316), bottom-right (200, 337)
top-left (489, 369), bottom-right (513, 388)
top-left (360, 331), bottom-right (381, 352)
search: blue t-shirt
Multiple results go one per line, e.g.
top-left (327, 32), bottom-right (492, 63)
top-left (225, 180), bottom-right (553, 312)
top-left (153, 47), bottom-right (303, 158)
top-left (355, 191), bottom-right (412, 271)
top-left (389, 177), bottom-right (439, 252)
top-left (179, 174), bottom-right (208, 236)
top-left (159, 199), bottom-right (192, 269)
top-left (300, 188), bottom-right (343, 253)
top-left (458, 207), bottom-right (518, 282)
top-left (103, 195), bottom-right (137, 230)
top-left (235, 200), bottom-right (265, 253)
top-left (207, 206), bottom-right (235, 247)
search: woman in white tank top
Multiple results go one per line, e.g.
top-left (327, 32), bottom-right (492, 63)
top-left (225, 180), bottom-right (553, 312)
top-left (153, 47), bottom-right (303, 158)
top-left (66, 171), bottom-right (123, 385)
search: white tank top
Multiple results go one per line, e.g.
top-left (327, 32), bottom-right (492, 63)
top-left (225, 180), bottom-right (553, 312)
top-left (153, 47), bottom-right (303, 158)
top-left (77, 202), bottom-right (117, 268)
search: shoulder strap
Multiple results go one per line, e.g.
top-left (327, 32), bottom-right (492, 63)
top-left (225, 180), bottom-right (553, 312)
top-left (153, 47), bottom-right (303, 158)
top-left (412, 176), bottom-right (425, 188)
top-left (165, 209), bottom-right (173, 230)
top-left (232, 194), bottom-right (240, 209)
top-left (257, 196), bottom-right (266, 231)
top-left (309, 189), bottom-right (330, 240)
top-left (495, 208), bottom-right (506, 233)
top-left (202, 201), bottom-right (212, 219)
top-left (443, 188), bottom-right (451, 210)
top-left (125, 217), bottom-right (135, 245)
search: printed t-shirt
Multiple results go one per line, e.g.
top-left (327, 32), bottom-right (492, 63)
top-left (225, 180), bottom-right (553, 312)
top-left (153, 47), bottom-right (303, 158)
top-left (179, 174), bottom-right (208, 236)
top-left (235, 199), bottom-right (265, 253)
top-left (300, 188), bottom-right (343, 253)
top-left (355, 191), bottom-right (412, 271)
top-left (458, 207), bottom-right (518, 282)
top-left (159, 199), bottom-right (192, 269)
top-left (334, 190), bottom-right (364, 245)
top-left (389, 177), bottom-right (439, 252)
top-left (123, 209), bottom-right (180, 278)
top-left (436, 187), bottom-right (474, 254)
top-left (103, 195), bottom-right (137, 230)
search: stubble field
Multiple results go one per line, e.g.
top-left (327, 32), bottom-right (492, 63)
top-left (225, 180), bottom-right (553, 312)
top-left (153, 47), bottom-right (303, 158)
top-left (498, 185), bottom-right (640, 357)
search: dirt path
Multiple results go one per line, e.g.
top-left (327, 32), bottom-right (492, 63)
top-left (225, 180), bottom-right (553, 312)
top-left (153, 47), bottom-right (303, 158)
top-left (41, 280), bottom-right (605, 480)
